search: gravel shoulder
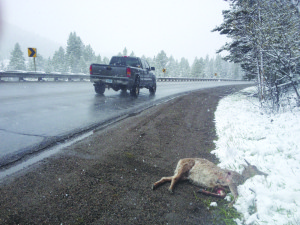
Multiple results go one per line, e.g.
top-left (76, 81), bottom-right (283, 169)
top-left (0, 84), bottom-right (251, 225)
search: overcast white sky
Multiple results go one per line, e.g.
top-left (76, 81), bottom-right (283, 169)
top-left (1, 0), bottom-right (229, 63)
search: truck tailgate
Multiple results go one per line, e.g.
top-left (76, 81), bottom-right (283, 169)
top-left (91, 64), bottom-right (126, 77)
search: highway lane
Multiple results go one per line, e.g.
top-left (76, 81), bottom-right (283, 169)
top-left (0, 81), bottom-right (250, 167)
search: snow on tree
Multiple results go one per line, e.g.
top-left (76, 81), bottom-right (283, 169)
top-left (36, 54), bottom-right (45, 72)
top-left (4, 31), bottom-right (245, 81)
top-left (81, 44), bottom-right (97, 73)
top-left (166, 56), bottom-right (179, 77)
top-left (52, 47), bottom-right (66, 73)
top-left (191, 57), bottom-right (205, 78)
top-left (0, 61), bottom-right (5, 71)
top-left (102, 57), bottom-right (110, 64)
top-left (179, 57), bottom-right (190, 77)
top-left (66, 32), bottom-right (84, 73)
top-left (27, 53), bottom-right (45, 72)
top-left (83, 45), bottom-right (95, 62)
top-left (204, 57), bottom-right (214, 78)
top-left (123, 47), bottom-right (128, 56)
top-left (155, 50), bottom-right (168, 77)
top-left (215, 55), bottom-right (226, 78)
top-left (129, 51), bottom-right (135, 57)
top-left (8, 43), bottom-right (26, 70)
top-left (45, 57), bottom-right (53, 73)
top-left (94, 55), bottom-right (102, 64)
top-left (213, 0), bottom-right (300, 110)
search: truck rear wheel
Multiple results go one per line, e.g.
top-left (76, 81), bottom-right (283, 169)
top-left (94, 83), bottom-right (105, 94)
top-left (149, 82), bottom-right (156, 95)
top-left (130, 78), bottom-right (140, 97)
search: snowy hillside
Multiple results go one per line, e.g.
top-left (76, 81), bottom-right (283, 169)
top-left (0, 21), bottom-right (62, 59)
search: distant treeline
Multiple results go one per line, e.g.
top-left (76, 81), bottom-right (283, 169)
top-left (2, 32), bottom-right (244, 79)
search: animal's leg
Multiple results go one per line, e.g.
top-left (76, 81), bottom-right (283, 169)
top-left (152, 176), bottom-right (173, 190)
top-left (168, 160), bottom-right (194, 193)
top-left (198, 187), bottom-right (226, 198)
top-left (168, 176), bottom-right (180, 193)
top-left (228, 183), bottom-right (239, 207)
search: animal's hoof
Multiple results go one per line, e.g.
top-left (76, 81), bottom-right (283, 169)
top-left (152, 185), bottom-right (156, 190)
top-left (168, 189), bottom-right (174, 194)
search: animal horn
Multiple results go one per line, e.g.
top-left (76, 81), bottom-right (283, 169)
top-left (244, 159), bottom-right (250, 165)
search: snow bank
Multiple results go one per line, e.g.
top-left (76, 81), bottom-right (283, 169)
top-left (212, 87), bottom-right (300, 224)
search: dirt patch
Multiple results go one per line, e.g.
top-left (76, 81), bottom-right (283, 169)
top-left (0, 84), bottom-right (251, 225)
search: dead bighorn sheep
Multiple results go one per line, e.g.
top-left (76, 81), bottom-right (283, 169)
top-left (152, 158), bottom-right (267, 206)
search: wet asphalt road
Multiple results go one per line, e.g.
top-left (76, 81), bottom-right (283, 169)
top-left (0, 81), bottom-right (250, 167)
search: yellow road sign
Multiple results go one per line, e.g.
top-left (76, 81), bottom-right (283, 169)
top-left (162, 68), bottom-right (166, 73)
top-left (28, 48), bottom-right (37, 57)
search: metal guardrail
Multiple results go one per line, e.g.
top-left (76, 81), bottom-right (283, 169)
top-left (157, 77), bottom-right (242, 82)
top-left (0, 72), bottom-right (244, 82)
top-left (0, 72), bottom-right (89, 82)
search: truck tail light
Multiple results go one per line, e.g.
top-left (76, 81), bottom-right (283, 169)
top-left (89, 65), bottom-right (92, 75)
top-left (126, 67), bottom-right (131, 77)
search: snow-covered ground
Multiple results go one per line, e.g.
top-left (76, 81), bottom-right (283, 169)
top-left (213, 86), bottom-right (300, 225)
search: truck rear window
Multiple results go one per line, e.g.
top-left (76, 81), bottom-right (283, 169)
top-left (110, 57), bottom-right (140, 67)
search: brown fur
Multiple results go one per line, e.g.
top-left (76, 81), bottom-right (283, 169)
top-left (152, 158), bottom-right (267, 206)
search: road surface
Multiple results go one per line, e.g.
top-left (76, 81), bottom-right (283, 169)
top-left (0, 81), bottom-right (249, 167)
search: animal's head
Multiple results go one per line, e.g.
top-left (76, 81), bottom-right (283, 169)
top-left (242, 159), bottom-right (268, 179)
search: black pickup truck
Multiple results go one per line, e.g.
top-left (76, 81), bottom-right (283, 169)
top-left (89, 56), bottom-right (156, 97)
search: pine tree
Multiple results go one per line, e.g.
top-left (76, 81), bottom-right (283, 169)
top-left (146, 56), bottom-right (154, 67)
top-left (204, 55), bottom-right (210, 78)
top-left (123, 47), bottom-right (128, 56)
top-left (167, 56), bottom-right (179, 77)
top-left (102, 57), bottom-right (110, 64)
top-left (0, 61), bottom-right (5, 71)
top-left (95, 54), bottom-right (102, 64)
top-left (52, 47), bottom-right (66, 72)
top-left (66, 32), bottom-right (84, 73)
top-left (8, 43), bottom-right (26, 70)
top-left (27, 59), bottom-right (35, 72)
top-left (82, 44), bottom-right (96, 73)
top-left (79, 56), bottom-right (87, 73)
top-left (45, 57), bottom-right (53, 73)
top-left (156, 50), bottom-right (168, 76)
top-left (179, 57), bottom-right (190, 77)
top-left (83, 45), bottom-right (95, 62)
top-left (204, 57), bottom-right (215, 78)
top-left (129, 51), bottom-right (135, 57)
top-left (36, 54), bottom-right (45, 71)
top-left (232, 63), bottom-right (243, 79)
top-left (214, 55), bottom-right (223, 78)
top-left (213, 0), bottom-right (300, 107)
top-left (191, 57), bottom-right (205, 77)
